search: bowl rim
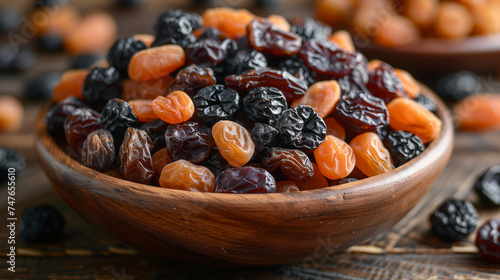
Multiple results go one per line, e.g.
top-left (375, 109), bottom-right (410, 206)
top-left (35, 84), bottom-right (454, 205)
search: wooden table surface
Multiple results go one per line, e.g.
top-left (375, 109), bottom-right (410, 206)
top-left (1, 1), bottom-right (500, 279)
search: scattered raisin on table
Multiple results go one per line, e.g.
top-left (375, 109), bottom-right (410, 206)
top-left (82, 67), bottom-right (122, 106)
top-left (64, 107), bottom-right (102, 153)
top-left (159, 160), bottom-right (215, 192)
top-left (429, 199), bottom-right (479, 241)
top-left (152, 91), bottom-right (195, 124)
top-left (314, 135), bottom-right (355, 180)
top-left (118, 128), bottom-right (154, 184)
top-left (107, 36), bottom-right (147, 78)
top-left (152, 10), bottom-right (201, 48)
top-left (46, 97), bottom-right (88, 137)
top-left (0, 45), bottom-right (37, 72)
top-left (165, 122), bottom-right (215, 164)
top-left (247, 18), bottom-right (302, 57)
top-left (215, 166), bottom-right (276, 193)
top-left (192, 85), bottom-right (240, 127)
top-left (436, 71), bottom-right (480, 103)
top-left (476, 218), bottom-right (500, 263)
top-left (212, 120), bottom-right (255, 167)
top-left (474, 165), bottom-right (500, 206)
top-left (25, 72), bottom-right (61, 101)
top-left (81, 129), bottom-right (115, 172)
top-left (242, 87), bottom-right (288, 125)
top-left (383, 130), bottom-right (425, 167)
top-left (262, 147), bottom-right (314, 182)
top-left (168, 64), bottom-right (216, 95)
top-left (277, 105), bottom-right (326, 151)
top-left (20, 205), bottom-right (65, 244)
top-left (0, 147), bottom-right (25, 183)
top-left (101, 98), bottom-right (139, 147)
top-left (251, 123), bottom-right (280, 154)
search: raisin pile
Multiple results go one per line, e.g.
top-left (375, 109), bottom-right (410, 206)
top-left (46, 8), bottom-right (442, 193)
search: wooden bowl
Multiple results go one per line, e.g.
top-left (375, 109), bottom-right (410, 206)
top-left (34, 87), bottom-right (453, 266)
top-left (357, 34), bottom-right (500, 78)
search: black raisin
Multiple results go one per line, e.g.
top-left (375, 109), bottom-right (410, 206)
top-left (474, 165), bottom-right (500, 206)
top-left (82, 67), bottom-right (122, 107)
top-left (101, 98), bottom-right (139, 148)
top-left (201, 147), bottom-right (232, 177)
top-left (413, 93), bottom-right (437, 113)
top-left (277, 105), bottom-right (326, 150)
top-left (72, 53), bottom-right (104, 69)
top-left (215, 166), bottom-right (276, 193)
top-left (0, 147), bottom-right (25, 183)
top-left (107, 37), bottom-right (147, 78)
top-left (0, 45), bottom-right (36, 72)
top-left (242, 87), bottom-right (288, 125)
top-left (436, 71), bottom-right (480, 103)
top-left (289, 17), bottom-right (331, 42)
top-left (20, 205), bottom-right (65, 244)
top-left (0, 7), bottom-right (21, 34)
top-left (24, 72), bottom-right (61, 101)
top-left (279, 56), bottom-right (316, 86)
top-left (140, 119), bottom-right (168, 153)
top-left (429, 199), bottom-right (479, 241)
top-left (38, 33), bottom-right (63, 51)
top-left (192, 85), bottom-right (240, 127)
top-left (186, 34), bottom-right (238, 67)
top-left (384, 130), bottom-right (425, 167)
top-left (213, 49), bottom-right (267, 82)
top-left (152, 10), bottom-right (201, 48)
top-left (251, 123), bottom-right (280, 153)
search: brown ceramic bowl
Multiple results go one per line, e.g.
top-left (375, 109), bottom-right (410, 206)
top-left (35, 86), bottom-right (453, 266)
top-left (357, 34), bottom-right (500, 77)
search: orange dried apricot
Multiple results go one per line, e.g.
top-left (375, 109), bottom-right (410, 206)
top-left (373, 14), bottom-right (420, 47)
top-left (276, 180), bottom-right (300, 193)
top-left (472, 3), bottom-right (500, 35)
top-left (291, 80), bottom-right (340, 118)
top-left (129, 99), bottom-right (159, 123)
top-left (394, 68), bottom-right (420, 99)
top-left (159, 160), bottom-right (215, 192)
top-left (0, 96), bottom-right (23, 133)
top-left (454, 94), bottom-right (500, 131)
top-left (295, 163), bottom-right (329, 191)
top-left (29, 5), bottom-right (80, 37)
top-left (324, 117), bottom-right (346, 140)
top-left (122, 76), bottom-right (173, 101)
top-left (212, 120), bottom-right (255, 167)
top-left (128, 45), bottom-right (186, 81)
top-left (63, 11), bottom-right (117, 55)
top-left (401, 0), bottom-right (439, 30)
top-left (267, 15), bottom-right (291, 32)
top-left (52, 69), bottom-right (88, 103)
top-left (314, 135), bottom-right (355, 180)
top-left (151, 91), bottom-right (194, 124)
top-left (350, 132), bottom-right (393, 177)
top-left (202, 8), bottom-right (255, 39)
top-left (315, 0), bottom-right (353, 28)
top-left (133, 34), bottom-right (155, 47)
top-left (387, 97), bottom-right (442, 144)
top-left (328, 30), bottom-right (355, 52)
top-left (434, 2), bottom-right (473, 39)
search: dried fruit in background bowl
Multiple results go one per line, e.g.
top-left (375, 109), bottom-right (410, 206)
top-left (454, 94), bottom-right (500, 131)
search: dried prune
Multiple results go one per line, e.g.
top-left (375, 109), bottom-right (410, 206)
top-left (367, 63), bottom-right (408, 103)
top-left (414, 93), bottom-right (437, 113)
top-left (383, 130), bottom-right (425, 167)
top-left (350, 132), bottom-right (393, 177)
top-left (251, 123), bottom-right (280, 153)
top-left (430, 199), bottom-right (479, 241)
top-left (45, 97), bottom-right (88, 137)
top-left (192, 85), bottom-right (240, 127)
top-left (81, 129), bottom-right (115, 172)
top-left (242, 87), bottom-right (288, 125)
top-left (289, 17), bottom-right (331, 42)
top-left (436, 71), bottom-right (480, 102)
top-left (165, 122), bottom-right (215, 163)
top-left (212, 120), bottom-right (255, 167)
top-left (278, 56), bottom-right (316, 86)
top-left (476, 218), bottom-right (500, 262)
top-left (64, 107), bottom-right (102, 152)
top-left (334, 90), bottom-right (389, 138)
top-left (247, 18), bottom-right (302, 57)
top-left (474, 165), bottom-right (500, 206)
top-left (215, 166), bottom-right (276, 193)
top-left (101, 98), bottom-right (139, 146)
top-left (262, 147), bottom-right (314, 182)
top-left (0, 147), bottom-right (25, 183)
top-left (213, 49), bottom-right (267, 82)
top-left (277, 105), bottom-right (326, 150)
top-left (159, 160), bottom-right (215, 192)
top-left (107, 36), bottom-right (147, 77)
top-left (168, 64), bottom-right (216, 95)
top-left (140, 119), bottom-right (168, 153)
top-left (314, 135), bottom-right (355, 180)
top-left (20, 205), bottom-right (65, 244)
top-left (152, 91), bottom-right (195, 124)
top-left (25, 72), bottom-right (61, 101)
top-left (152, 10), bottom-right (201, 48)
top-left (118, 128), bottom-right (154, 184)
top-left (291, 80), bottom-right (340, 118)
top-left (225, 68), bottom-right (307, 102)
top-left (186, 34), bottom-right (237, 67)
top-left (82, 67), bottom-right (122, 106)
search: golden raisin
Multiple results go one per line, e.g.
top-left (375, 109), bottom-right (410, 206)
top-left (122, 76), bottom-right (173, 101)
top-left (129, 99), bottom-right (159, 123)
top-left (328, 30), bottom-right (355, 52)
top-left (202, 8), bottom-right (255, 39)
top-left (151, 91), bottom-right (194, 124)
top-left (394, 68), bottom-right (420, 99)
top-left (314, 135), bottom-right (355, 180)
top-left (63, 11), bottom-right (117, 55)
top-left (387, 97), bottom-right (442, 144)
top-left (0, 96), bottom-right (23, 133)
top-left (324, 117), bottom-right (346, 140)
top-left (350, 132), bottom-right (393, 177)
top-left (276, 180), bottom-right (300, 193)
top-left (128, 45), bottom-right (186, 81)
top-left (152, 147), bottom-right (173, 174)
top-left (52, 69), bottom-right (88, 103)
top-left (291, 80), bottom-right (340, 118)
top-left (454, 94), bottom-right (500, 131)
top-left (159, 160), bottom-right (215, 192)
top-left (212, 120), bottom-right (255, 167)
top-left (434, 2), bottom-right (473, 39)
top-left (295, 163), bottom-right (329, 191)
